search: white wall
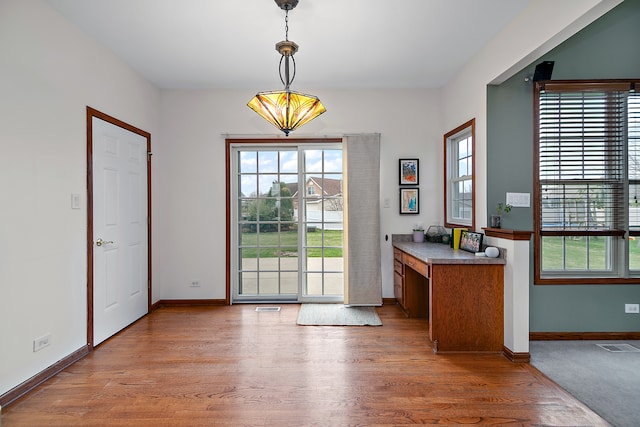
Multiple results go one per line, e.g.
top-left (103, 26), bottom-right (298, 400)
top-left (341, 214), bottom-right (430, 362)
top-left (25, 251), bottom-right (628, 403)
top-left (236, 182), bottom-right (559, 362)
top-left (0, 1), bottom-right (159, 397)
top-left (155, 88), bottom-right (442, 301)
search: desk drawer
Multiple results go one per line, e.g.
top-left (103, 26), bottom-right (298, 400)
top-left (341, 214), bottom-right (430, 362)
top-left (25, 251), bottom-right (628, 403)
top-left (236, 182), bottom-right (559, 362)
top-left (403, 253), bottom-right (429, 278)
top-left (394, 259), bottom-right (403, 275)
top-left (393, 248), bottom-right (403, 262)
top-left (393, 271), bottom-right (404, 307)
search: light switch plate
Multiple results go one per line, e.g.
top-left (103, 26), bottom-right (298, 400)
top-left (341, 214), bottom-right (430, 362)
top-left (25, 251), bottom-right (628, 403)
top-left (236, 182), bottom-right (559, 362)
top-left (625, 303), bottom-right (639, 313)
top-left (506, 192), bottom-right (530, 208)
top-left (71, 193), bottom-right (81, 209)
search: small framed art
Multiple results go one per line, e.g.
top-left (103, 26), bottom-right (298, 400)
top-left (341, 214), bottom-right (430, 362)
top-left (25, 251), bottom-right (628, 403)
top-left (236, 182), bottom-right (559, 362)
top-left (399, 188), bottom-right (419, 214)
top-left (459, 230), bottom-right (483, 253)
top-left (399, 158), bottom-right (419, 185)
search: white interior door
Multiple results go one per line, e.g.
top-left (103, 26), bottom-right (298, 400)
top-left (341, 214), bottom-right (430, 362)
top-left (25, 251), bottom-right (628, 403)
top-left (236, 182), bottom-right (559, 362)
top-left (92, 116), bottom-right (148, 345)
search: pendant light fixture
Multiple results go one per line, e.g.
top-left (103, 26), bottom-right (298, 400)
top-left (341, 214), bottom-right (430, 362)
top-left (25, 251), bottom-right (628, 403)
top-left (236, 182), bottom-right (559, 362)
top-left (247, 0), bottom-right (326, 136)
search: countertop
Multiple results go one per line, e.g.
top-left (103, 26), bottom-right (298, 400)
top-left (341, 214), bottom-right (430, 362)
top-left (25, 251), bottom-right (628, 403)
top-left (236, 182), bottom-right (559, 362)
top-left (393, 239), bottom-right (506, 265)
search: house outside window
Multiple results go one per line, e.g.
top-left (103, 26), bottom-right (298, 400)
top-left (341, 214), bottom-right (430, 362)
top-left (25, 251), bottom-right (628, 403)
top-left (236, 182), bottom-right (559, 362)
top-left (534, 80), bottom-right (640, 284)
top-left (444, 119), bottom-right (475, 230)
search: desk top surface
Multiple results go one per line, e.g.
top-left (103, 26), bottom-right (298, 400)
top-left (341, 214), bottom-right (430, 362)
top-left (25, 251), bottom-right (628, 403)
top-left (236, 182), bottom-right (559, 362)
top-left (393, 241), bottom-right (506, 265)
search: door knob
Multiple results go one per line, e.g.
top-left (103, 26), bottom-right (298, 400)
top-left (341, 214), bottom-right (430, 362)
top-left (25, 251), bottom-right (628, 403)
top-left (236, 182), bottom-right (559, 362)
top-left (96, 238), bottom-right (113, 247)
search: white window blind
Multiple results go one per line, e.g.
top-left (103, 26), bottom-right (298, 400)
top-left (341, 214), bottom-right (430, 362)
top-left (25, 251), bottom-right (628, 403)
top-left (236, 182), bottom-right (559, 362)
top-left (538, 86), bottom-right (626, 236)
top-left (629, 91), bottom-right (640, 233)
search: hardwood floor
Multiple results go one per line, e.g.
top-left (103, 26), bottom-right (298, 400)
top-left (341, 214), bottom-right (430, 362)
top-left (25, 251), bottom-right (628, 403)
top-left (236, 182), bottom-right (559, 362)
top-left (2, 304), bottom-right (608, 426)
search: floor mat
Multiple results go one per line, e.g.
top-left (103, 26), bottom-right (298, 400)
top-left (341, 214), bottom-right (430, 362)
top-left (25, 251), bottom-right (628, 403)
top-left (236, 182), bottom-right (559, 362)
top-left (296, 304), bottom-right (382, 326)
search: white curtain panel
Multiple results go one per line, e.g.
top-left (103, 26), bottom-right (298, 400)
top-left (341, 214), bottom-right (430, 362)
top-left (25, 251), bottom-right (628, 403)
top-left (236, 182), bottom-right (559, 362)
top-left (343, 134), bottom-right (382, 305)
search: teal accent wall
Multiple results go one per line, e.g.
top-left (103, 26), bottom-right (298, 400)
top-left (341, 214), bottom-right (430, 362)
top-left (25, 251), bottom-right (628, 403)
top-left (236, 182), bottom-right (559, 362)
top-left (487, 0), bottom-right (640, 332)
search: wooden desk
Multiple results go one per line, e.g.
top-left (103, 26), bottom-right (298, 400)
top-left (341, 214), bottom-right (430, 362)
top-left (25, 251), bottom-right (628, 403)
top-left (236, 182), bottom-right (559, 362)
top-left (394, 248), bottom-right (429, 318)
top-left (393, 241), bottom-right (505, 353)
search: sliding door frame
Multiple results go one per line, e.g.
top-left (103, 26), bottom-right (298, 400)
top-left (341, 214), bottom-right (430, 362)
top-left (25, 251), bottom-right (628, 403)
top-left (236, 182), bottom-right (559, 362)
top-left (225, 138), bottom-right (342, 304)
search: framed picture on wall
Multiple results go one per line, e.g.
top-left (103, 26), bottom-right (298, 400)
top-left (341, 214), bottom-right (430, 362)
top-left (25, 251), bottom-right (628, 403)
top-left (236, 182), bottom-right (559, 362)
top-left (399, 159), bottom-right (419, 185)
top-left (459, 230), bottom-right (483, 253)
top-left (400, 188), bottom-right (419, 214)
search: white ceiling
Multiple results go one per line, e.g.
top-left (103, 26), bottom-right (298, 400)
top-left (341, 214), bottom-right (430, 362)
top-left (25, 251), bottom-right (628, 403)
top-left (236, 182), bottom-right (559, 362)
top-left (46, 0), bottom-right (530, 90)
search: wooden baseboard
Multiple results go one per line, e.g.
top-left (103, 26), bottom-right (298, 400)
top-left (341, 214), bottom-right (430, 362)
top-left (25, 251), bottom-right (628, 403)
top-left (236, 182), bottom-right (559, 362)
top-left (0, 345), bottom-right (90, 409)
top-left (530, 331), bottom-right (640, 341)
top-left (152, 299), bottom-right (227, 310)
top-left (382, 298), bottom-right (398, 306)
top-left (502, 346), bottom-right (530, 363)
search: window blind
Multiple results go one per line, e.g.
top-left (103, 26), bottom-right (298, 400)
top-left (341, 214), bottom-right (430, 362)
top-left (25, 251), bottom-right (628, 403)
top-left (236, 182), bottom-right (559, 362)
top-left (629, 90), bottom-right (640, 233)
top-left (538, 88), bottom-right (626, 235)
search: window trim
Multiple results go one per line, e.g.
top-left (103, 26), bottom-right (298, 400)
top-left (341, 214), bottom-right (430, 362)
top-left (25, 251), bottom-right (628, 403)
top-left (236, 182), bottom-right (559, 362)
top-left (444, 119), bottom-right (476, 231)
top-left (533, 79), bottom-right (640, 285)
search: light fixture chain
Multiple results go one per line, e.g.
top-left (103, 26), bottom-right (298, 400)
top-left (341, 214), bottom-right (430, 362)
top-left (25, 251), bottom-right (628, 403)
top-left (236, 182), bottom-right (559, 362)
top-left (284, 9), bottom-right (289, 41)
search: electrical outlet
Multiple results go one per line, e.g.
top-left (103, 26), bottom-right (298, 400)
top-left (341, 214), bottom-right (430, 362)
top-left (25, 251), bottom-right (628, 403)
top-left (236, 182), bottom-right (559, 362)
top-left (190, 280), bottom-right (200, 287)
top-left (625, 303), bottom-right (639, 313)
top-left (33, 333), bottom-right (51, 352)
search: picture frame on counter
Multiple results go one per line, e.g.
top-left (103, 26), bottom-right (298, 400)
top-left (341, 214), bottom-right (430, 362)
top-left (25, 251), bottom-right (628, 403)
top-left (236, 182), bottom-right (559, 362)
top-left (459, 230), bottom-right (483, 253)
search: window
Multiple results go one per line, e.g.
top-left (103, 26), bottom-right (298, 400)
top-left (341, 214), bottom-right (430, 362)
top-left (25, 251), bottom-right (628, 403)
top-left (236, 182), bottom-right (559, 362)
top-left (444, 119), bottom-right (475, 230)
top-left (534, 80), bottom-right (640, 284)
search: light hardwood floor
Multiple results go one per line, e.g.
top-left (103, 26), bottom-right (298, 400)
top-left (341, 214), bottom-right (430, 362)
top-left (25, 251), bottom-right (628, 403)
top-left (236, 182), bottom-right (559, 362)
top-left (2, 304), bottom-right (608, 426)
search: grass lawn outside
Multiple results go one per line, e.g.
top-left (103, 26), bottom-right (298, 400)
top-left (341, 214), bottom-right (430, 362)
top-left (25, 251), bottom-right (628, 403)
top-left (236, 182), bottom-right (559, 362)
top-left (241, 229), bottom-right (343, 258)
top-left (542, 236), bottom-right (640, 270)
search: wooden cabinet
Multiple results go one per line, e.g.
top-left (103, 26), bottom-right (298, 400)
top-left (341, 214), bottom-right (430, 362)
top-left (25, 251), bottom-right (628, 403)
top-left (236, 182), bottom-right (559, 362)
top-left (429, 263), bottom-right (503, 353)
top-left (393, 249), bottom-right (404, 309)
top-left (393, 243), bottom-right (504, 353)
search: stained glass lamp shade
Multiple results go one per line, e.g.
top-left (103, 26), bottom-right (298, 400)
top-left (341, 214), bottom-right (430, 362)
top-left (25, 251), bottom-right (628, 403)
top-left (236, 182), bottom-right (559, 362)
top-left (247, 90), bottom-right (326, 136)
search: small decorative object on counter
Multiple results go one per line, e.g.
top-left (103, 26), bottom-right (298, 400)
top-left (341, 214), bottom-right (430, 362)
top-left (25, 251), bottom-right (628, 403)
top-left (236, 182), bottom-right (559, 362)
top-left (441, 233), bottom-right (451, 245)
top-left (426, 225), bottom-right (447, 243)
top-left (412, 225), bottom-right (425, 242)
top-left (485, 246), bottom-right (500, 258)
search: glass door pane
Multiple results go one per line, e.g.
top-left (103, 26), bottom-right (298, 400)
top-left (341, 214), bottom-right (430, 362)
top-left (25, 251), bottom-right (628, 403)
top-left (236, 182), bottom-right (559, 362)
top-left (233, 144), bottom-right (343, 303)
top-left (301, 149), bottom-right (343, 300)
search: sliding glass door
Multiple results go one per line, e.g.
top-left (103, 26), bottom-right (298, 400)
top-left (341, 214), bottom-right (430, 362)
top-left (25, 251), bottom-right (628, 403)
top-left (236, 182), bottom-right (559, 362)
top-left (230, 141), bottom-right (343, 303)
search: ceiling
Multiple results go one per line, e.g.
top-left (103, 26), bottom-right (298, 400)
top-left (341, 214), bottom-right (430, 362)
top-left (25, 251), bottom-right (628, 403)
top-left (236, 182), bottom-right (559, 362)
top-left (46, 0), bottom-right (530, 90)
